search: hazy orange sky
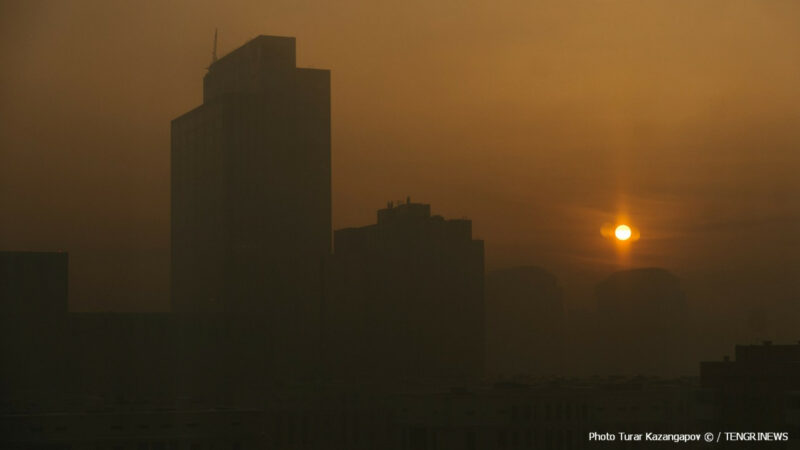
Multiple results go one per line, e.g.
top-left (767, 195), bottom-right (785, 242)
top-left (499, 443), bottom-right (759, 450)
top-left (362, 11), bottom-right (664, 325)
top-left (1, 0), bottom-right (799, 337)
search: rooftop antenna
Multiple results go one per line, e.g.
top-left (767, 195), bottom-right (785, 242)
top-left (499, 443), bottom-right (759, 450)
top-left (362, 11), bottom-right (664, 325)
top-left (211, 28), bottom-right (218, 65)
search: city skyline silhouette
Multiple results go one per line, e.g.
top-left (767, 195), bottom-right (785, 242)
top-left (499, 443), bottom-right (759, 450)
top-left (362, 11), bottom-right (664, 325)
top-left (2, 3), bottom-right (798, 336)
top-left (2, 1), bottom-right (800, 447)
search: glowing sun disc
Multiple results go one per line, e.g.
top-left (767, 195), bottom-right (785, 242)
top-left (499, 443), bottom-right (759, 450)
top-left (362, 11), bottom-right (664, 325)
top-left (615, 225), bottom-right (632, 241)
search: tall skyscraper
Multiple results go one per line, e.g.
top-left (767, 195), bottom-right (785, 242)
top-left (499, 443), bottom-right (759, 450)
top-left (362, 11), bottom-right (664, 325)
top-left (171, 36), bottom-right (331, 315)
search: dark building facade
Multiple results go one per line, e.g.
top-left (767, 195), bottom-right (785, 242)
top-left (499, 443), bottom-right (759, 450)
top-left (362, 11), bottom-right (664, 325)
top-left (0, 251), bottom-right (68, 314)
top-left (327, 200), bottom-right (485, 381)
top-left (0, 312), bottom-right (285, 408)
top-left (699, 341), bottom-right (800, 442)
top-left (171, 35), bottom-right (331, 315)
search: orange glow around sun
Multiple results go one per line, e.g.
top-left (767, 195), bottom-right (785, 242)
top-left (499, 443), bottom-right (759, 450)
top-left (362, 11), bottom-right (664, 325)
top-left (600, 222), bottom-right (640, 242)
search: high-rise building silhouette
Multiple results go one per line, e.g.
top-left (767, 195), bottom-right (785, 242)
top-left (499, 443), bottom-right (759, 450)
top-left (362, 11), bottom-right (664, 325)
top-left (171, 36), bottom-right (330, 315)
top-left (327, 200), bottom-right (485, 381)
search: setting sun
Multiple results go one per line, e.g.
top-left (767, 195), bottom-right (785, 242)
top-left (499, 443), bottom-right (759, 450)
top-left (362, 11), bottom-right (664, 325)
top-left (615, 225), bottom-right (632, 241)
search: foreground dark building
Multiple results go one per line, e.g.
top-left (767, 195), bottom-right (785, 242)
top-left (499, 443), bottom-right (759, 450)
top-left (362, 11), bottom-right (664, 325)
top-left (171, 35), bottom-right (331, 314)
top-left (327, 200), bottom-right (485, 381)
top-left (700, 341), bottom-right (800, 444)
